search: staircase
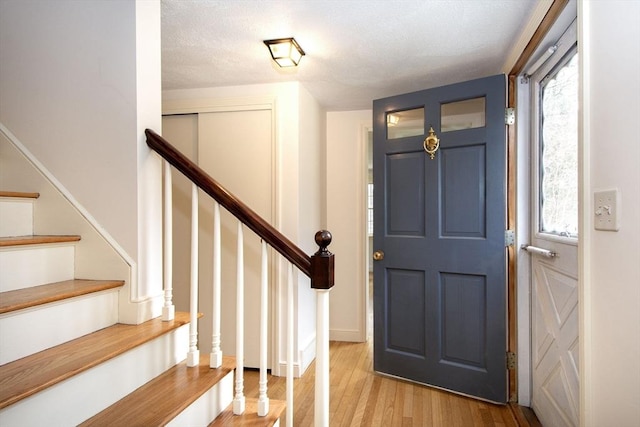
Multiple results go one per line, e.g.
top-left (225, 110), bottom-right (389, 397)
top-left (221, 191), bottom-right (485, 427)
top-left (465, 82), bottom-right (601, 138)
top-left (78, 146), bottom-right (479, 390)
top-left (0, 191), bottom-right (284, 426)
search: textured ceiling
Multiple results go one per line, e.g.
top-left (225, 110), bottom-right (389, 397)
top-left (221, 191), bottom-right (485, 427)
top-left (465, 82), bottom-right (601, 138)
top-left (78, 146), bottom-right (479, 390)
top-left (162, 0), bottom-right (538, 111)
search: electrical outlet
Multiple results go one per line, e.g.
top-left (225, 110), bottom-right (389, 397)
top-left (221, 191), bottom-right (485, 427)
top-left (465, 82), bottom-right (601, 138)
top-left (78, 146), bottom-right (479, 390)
top-left (594, 189), bottom-right (620, 231)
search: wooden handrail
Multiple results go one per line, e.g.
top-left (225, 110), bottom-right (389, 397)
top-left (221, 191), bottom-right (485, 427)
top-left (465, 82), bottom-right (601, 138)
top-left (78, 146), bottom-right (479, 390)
top-left (146, 128), bottom-right (333, 287)
top-left (147, 128), bottom-right (334, 425)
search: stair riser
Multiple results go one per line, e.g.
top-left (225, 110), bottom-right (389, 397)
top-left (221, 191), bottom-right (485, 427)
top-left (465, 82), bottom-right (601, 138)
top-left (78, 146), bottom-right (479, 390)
top-left (0, 290), bottom-right (119, 365)
top-left (0, 244), bottom-right (75, 292)
top-left (166, 371), bottom-right (234, 427)
top-left (0, 324), bottom-right (190, 427)
top-left (0, 198), bottom-right (34, 237)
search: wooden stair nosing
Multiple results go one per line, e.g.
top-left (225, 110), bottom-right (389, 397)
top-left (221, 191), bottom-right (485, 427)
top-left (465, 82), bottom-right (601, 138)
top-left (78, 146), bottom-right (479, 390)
top-left (80, 355), bottom-right (236, 427)
top-left (0, 312), bottom-right (192, 410)
top-left (210, 398), bottom-right (287, 427)
top-left (0, 279), bottom-right (125, 315)
top-left (0, 235), bottom-right (81, 247)
top-left (0, 191), bottom-right (40, 199)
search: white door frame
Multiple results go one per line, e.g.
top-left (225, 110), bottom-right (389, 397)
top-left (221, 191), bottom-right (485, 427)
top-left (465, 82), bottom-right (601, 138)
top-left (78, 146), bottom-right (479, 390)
top-left (162, 96), bottom-right (280, 373)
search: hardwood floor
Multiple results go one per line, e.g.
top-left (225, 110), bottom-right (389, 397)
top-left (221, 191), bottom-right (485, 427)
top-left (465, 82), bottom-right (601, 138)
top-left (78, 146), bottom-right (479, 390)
top-left (244, 273), bottom-right (540, 426)
top-left (244, 339), bottom-right (526, 426)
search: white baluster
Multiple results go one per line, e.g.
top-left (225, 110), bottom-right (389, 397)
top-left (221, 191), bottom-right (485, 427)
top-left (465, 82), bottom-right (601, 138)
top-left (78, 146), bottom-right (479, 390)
top-left (233, 222), bottom-right (246, 415)
top-left (315, 289), bottom-right (330, 427)
top-left (162, 160), bottom-right (175, 321)
top-left (286, 263), bottom-right (294, 426)
top-left (210, 201), bottom-right (222, 368)
top-left (258, 240), bottom-right (270, 416)
top-left (187, 183), bottom-right (199, 367)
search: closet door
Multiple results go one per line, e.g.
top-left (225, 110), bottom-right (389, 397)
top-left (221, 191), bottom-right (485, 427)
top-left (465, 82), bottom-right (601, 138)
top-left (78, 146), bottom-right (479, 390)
top-left (161, 114), bottom-right (198, 316)
top-left (198, 109), bottom-right (273, 369)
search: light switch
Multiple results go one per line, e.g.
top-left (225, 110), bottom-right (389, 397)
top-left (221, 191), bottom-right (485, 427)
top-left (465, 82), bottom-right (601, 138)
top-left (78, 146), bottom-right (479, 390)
top-left (594, 189), bottom-right (620, 231)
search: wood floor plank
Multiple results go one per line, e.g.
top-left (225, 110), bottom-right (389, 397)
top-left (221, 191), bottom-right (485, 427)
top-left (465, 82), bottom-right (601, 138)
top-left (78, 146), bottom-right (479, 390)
top-left (509, 403), bottom-right (543, 427)
top-left (391, 381), bottom-right (405, 426)
top-left (0, 279), bottom-right (124, 314)
top-left (0, 312), bottom-right (191, 409)
top-left (334, 342), bottom-right (370, 426)
top-left (412, 385), bottom-right (423, 426)
top-left (0, 234), bottom-right (81, 247)
top-left (210, 398), bottom-right (286, 426)
top-left (347, 346), bottom-right (375, 426)
top-left (402, 382), bottom-right (413, 419)
top-left (243, 338), bottom-right (537, 426)
top-left (81, 355), bottom-right (235, 427)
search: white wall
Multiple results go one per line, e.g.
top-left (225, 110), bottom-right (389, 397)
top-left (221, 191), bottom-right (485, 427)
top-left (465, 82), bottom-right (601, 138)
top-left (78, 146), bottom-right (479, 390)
top-left (0, 0), bottom-right (163, 323)
top-left (0, 0), bottom-right (138, 257)
top-left (326, 110), bottom-right (371, 342)
top-left (580, 2), bottom-right (640, 426)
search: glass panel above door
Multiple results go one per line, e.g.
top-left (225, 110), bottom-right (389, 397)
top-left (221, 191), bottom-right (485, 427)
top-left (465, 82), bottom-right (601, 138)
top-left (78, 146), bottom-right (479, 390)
top-left (386, 107), bottom-right (424, 139)
top-left (441, 97), bottom-right (485, 132)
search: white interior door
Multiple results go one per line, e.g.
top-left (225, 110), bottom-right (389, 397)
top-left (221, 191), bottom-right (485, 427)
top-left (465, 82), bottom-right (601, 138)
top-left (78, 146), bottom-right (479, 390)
top-left (528, 22), bottom-right (579, 427)
top-left (198, 110), bottom-right (273, 369)
top-left (162, 109), bottom-right (274, 369)
top-left (161, 114), bottom-right (198, 317)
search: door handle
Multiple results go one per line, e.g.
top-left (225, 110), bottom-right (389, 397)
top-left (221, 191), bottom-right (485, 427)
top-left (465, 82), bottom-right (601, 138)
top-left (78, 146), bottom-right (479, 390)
top-left (521, 244), bottom-right (557, 258)
top-left (373, 250), bottom-right (385, 261)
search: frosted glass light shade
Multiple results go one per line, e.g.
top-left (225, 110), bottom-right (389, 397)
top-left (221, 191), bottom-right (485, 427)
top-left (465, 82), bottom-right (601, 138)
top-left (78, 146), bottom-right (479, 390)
top-left (264, 38), bottom-right (305, 67)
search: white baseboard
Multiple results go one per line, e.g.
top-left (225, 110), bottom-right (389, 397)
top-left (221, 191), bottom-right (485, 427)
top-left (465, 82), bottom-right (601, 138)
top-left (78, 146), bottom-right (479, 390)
top-left (276, 333), bottom-right (316, 378)
top-left (118, 290), bottom-right (164, 325)
top-left (299, 333), bottom-right (316, 376)
top-left (329, 328), bottom-right (366, 343)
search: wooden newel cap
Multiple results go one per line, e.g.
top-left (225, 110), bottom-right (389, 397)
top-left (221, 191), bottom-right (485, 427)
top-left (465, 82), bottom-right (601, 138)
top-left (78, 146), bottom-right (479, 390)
top-left (311, 230), bottom-right (334, 289)
top-left (314, 230), bottom-right (332, 254)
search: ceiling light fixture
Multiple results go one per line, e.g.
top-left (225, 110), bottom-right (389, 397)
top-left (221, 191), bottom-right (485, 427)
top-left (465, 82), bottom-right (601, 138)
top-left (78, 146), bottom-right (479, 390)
top-left (263, 37), bottom-right (305, 67)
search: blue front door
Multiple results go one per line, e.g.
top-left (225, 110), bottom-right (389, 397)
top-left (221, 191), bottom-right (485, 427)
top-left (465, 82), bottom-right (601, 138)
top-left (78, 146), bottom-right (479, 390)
top-left (373, 75), bottom-right (507, 403)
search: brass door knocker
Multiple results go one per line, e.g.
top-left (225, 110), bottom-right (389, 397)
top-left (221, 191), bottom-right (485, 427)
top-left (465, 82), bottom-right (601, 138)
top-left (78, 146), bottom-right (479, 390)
top-left (423, 126), bottom-right (440, 159)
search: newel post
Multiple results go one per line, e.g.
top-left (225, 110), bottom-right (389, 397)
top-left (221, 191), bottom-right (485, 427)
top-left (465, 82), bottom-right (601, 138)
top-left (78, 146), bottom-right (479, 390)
top-left (311, 230), bottom-right (334, 427)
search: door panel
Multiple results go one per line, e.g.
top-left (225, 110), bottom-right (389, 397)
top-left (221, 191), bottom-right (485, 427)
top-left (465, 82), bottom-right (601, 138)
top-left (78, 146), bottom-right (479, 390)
top-left (441, 272), bottom-right (487, 369)
top-left (440, 144), bottom-right (486, 237)
top-left (387, 152), bottom-right (425, 236)
top-left (373, 74), bottom-right (507, 402)
top-left (531, 248), bottom-right (579, 426)
top-left (386, 268), bottom-right (426, 356)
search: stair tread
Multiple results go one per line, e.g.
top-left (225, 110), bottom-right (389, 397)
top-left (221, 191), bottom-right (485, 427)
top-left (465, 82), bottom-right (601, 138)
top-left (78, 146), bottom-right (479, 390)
top-left (210, 398), bottom-right (287, 427)
top-left (80, 355), bottom-right (236, 427)
top-left (0, 312), bottom-right (191, 409)
top-left (0, 234), bottom-right (81, 247)
top-left (0, 279), bottom-right (125, 314)
top-left (0, 191), bottom-right (40, 199)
